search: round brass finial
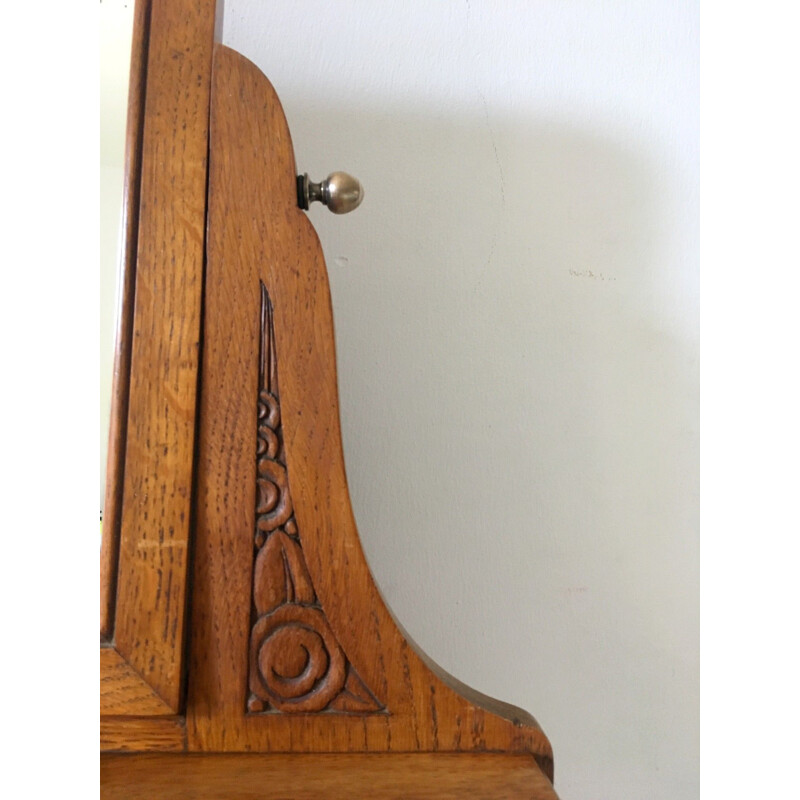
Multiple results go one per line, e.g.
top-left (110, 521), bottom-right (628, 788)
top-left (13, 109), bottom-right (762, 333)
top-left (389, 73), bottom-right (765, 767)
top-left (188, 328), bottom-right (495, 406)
top-left (297, 172), bottom-right (364, 214)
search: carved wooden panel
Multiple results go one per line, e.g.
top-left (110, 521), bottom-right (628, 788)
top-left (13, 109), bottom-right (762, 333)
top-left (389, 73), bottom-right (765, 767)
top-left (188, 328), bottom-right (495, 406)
top-left (186, 45), bottom-right (554, 790)
top-left (248, 283), bottom-right (383, 715)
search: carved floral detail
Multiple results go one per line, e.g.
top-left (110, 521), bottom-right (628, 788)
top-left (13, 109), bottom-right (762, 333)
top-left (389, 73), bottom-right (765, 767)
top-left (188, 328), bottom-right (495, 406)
top-left (247, 283), bottom-right (383, 715)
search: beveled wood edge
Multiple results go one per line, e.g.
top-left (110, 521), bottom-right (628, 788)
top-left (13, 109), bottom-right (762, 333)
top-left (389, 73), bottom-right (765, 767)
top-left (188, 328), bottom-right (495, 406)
top-left (101, 752), bottom-right (560, 799)
top-left (101, 0), bottom-right (151, 642)
top-left (100, 645), bottom-right (174, 716)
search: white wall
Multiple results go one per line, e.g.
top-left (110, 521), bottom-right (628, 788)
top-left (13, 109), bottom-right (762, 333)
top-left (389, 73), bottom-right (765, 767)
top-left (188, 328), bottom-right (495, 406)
top-left (100, 0), bottom-right (134, 511)
top-left (223, 2), bottom-right (698, 796)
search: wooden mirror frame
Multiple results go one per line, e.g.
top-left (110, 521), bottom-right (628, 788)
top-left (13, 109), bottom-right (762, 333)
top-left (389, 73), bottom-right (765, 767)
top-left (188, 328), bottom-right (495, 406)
top-left (100, 2), bottom-right (558, 796)
top-left (100, 0), bottom-right (219, 718)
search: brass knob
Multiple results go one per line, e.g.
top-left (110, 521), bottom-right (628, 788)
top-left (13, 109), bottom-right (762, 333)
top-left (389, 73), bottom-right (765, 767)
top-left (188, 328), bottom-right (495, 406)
top-left (297, 171), bottom-right (364, 214)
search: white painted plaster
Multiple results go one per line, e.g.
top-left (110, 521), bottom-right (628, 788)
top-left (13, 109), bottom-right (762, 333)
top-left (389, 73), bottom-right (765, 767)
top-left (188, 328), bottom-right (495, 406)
top-left (223, 2), bottom-right (699, 795)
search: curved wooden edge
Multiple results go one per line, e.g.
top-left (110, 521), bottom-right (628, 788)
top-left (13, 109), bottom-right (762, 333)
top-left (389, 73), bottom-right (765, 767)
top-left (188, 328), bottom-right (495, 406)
top-left (287, 206), bottom-right (553, 780)
top-left (189, 43), bottom-right (553, 786)
top-left (101, 753), bottom-right (560, 799)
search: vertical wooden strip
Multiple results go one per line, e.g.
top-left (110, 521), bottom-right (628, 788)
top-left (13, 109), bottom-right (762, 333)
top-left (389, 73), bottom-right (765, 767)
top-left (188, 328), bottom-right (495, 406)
top-left (101, 0), bottom-right (152, 641)
top-left (113, 0), bottom-right (217, 711)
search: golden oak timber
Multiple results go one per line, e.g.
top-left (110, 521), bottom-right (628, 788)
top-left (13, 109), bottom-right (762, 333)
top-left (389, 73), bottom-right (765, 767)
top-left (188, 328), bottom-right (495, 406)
top-left (104, 0), bottom-right (217, 714)
top-left (100, 717), bottom-right (186, 753)
top-left (100, 646), bottom-right (174, 716)
top-left (101, 753), bottom-right (558, 799)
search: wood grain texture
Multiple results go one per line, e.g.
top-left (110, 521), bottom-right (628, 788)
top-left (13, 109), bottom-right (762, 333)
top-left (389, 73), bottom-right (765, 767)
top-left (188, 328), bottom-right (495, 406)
top-left (247, 284), bottom-right (383, 715)
top-left (112, 0), bottom-right (217, 712)
top-left (101, 716), bottom-right (186, 752)
top-left (187, 43), bottom-right (554, 785)
top-left (101, 0), bottom-right (151, 642)
top-left (101, 753), bottom-right (559, 799)
top-left (101, 646), bottom-right (174, 716)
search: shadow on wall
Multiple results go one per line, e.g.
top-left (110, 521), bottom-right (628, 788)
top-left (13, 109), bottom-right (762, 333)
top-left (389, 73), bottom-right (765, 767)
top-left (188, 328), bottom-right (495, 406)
top-left (287, 99), bottom-right (698, 786)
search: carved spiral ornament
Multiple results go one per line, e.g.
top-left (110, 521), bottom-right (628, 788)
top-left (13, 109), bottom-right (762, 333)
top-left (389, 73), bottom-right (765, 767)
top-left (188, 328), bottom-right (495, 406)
top-left (256, 390), bottom-right (293, 535)
top-left (247, 283), bottom-right (383, 715)
top-left (250, 605), bottom-right (346, 712)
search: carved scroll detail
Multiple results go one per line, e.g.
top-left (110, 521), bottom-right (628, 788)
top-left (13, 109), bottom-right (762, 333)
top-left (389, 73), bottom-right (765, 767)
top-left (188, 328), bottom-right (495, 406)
top-left (247, 283), bottom-right (383, 715)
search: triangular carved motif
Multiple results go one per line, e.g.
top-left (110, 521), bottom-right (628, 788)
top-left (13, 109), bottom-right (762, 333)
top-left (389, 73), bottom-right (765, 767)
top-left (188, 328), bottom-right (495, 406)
top-left (247, 282), bottom-right (384, 714)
